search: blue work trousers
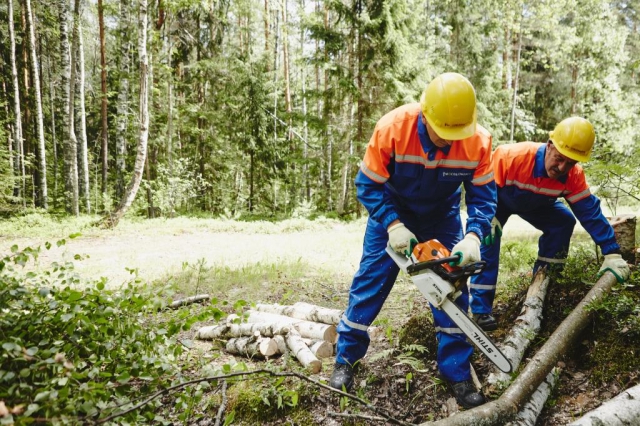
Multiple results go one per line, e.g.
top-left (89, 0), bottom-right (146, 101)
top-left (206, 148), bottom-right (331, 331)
top-left (469, 200), bottom-right (576, 314)
top-left (335, 214), bottom-right (474, 382)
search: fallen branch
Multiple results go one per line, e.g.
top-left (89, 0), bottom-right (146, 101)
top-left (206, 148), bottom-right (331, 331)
top-left (421, 271), bottom-right (619, 425)
top-left (93, 369), bottom-right (413, 426)
top-left (168, 294), bottom-right (210, 309)
top-left (567, 382), bottom-right (640, 425)
top-left (213, 380), bottom-right (228, 426)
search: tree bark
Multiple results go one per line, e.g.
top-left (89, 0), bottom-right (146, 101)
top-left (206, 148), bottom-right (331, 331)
top-left (8, 0), bottom-right (25, 204)
top-left (254, 302), bottom-right (342, 325)
top-left (568, 383), bottom-right (640, 425)
top-left (100, 0), bottom-right (149, 228)
top-left (115, 0), bottom-right (131, 201)
top-left (243, 310), bottom-right (337, 342)
top-left (225, 335), bottom-right (278, 358)
top-left (608, 214), bottom-right (636, 264)
top-left (197, 321), bottom-right (291, 340)
top-left (98, 0), bottom-right (109, 200)
top-left (62, 0), bottom-right (79, 215)
top-left (285, 331), bottom-right (321, 373)
top-left (77, 21), bottom-right (90, 213)
top-left (421, 271), bottom-right (619, 426)
top-left (25, 0), bottom-right (48, 209)
top-left (486, 271), bottom-right (550, 390)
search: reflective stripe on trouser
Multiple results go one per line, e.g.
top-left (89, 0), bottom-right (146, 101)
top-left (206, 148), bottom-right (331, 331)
top-left (470, 200), bottom-right (575, 314)
top-left (335, 215), bottom-right (473, 382)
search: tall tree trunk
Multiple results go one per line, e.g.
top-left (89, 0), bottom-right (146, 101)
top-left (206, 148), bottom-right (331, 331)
top-left (98, 0), bottom-right (109, 201)
top-left (101, 0), bottom-right (149, 228)
top-left (63, 0), bottom-right (80, 215)
top-left (77, 22), bottom-right (90, 212)
top-left (1, 79), bottom-right (14, 175)
top-left (47, 57), bottom-right (58, 208)
top-left (509, 21), bottom-right (523, 142)
top-left (115, 0), bottom-right (131, 201)
top-left (25, 0), bottom-right (48, 209)
top-left (8, 0), bottom-right (25, 205)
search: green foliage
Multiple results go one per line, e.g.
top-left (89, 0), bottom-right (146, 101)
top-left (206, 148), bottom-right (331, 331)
top-left (0, 243), bottom-right (224, 424)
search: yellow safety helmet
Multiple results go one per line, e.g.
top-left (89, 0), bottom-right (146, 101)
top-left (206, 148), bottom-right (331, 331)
top-left (549, 117), bottom-right (595, 162)
top-left (420, 72), bottom-right (477, 141)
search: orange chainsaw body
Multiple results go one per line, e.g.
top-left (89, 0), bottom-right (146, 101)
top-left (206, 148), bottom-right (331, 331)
top-left (411, 239), bottom-right (455, 273)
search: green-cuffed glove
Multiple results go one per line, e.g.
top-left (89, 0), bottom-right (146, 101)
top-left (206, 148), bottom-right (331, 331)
top-left (482, 217), bottom-right (503, 246)
top-left (598, 253), bottom-right (630, 283)
top-left (387, 222), bottom-right (418, 257)
top-left (450, 233), bottom-right (481, 266)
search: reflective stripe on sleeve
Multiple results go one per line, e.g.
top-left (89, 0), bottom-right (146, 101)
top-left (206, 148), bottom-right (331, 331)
top-left (469, 283), bottom-right (496, 290)
top-left (435, 326), bottom-right (464, 335)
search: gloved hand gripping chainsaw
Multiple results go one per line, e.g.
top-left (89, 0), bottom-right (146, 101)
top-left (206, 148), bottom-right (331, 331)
top-left (386, 239), bottom-right (512, 373)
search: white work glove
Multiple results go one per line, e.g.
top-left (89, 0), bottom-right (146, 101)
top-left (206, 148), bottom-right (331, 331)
top-left (482, 217), bottom-right (502, 246)
top-left (450, 233), bottom-right (481, 266)
top-left (387, 222), bottom-right (417, 257)
top-left (598, 253), bottom-right (630, 283)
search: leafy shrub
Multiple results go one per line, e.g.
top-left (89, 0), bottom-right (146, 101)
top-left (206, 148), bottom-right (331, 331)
top-left (0, 243), bottom-right (223, 424)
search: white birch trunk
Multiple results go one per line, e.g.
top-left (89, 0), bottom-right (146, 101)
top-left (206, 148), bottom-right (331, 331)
top-left (505, 368), bottom-right (560, 426)
top-left (101, 0), bottom-right (149, 228)
top-left (66, 0), bottom-right (80, 215)
top-left (487, 271), bottom-right (550, 389)
top-left (304, 339), bottom-right (334, 359)
top-left (254, 302), bottom-right (342, 325)
top-left (8, 0), bottom-right (24, 202)
top-left (115, 0), bottom-right (130, 201)
top-left (568, 383), bottom-right (640, 425)
top-left (77, 22), bottom-right (90, 213)
top-left (196, 321), bottom-right (291, 340)
top-left (286, 331), bottom-right (321, 373)
top-left (25, 0), bottom-right (48, 209)
top-left (243, 310), bottom-right (337, 342)
top-left (169, 294), bottom-right (210, 309)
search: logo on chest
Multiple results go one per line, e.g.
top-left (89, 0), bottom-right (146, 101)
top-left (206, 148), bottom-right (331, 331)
top-left (439, 169), bottom-right (474, 181)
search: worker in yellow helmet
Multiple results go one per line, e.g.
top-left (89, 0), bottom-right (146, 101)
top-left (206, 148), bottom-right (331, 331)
top-left (330, 73), bottom-right (497, 409)
top-left (469, 117), bottom-right (630, 332)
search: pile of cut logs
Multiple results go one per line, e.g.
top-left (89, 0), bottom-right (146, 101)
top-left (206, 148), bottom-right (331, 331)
top-left (196, 302), bottom-right (342, 373)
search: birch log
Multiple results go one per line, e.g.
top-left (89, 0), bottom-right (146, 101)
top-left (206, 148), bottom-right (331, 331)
top-left (241, 310), bottom-right (337, 342)
top-left (609, 214), bottom-right (636, 264)
top-left (487, 271), bottom-right (550, 389)
top-left (254, 302), bottom-right (342, 325)
top-left (273, 335), bottom-right (288, 354)
top-left (304, 339), bottom-right (334, 359)
top-left (286, 331), bottom-right (322, 373)
top-left (421, 271), bottom-right (619, 426)
top-left (197, 321), bottom-right (291, 340)
top-left (225, 335), bottom-right (278, 358)
top-left (169, 294), bottom-right (210, 309)
top-left (568, 383), bottom-right (640, 425)
top-left (505, 368), bottom-right (560, 426)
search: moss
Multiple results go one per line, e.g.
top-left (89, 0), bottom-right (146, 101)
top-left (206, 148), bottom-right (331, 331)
top-left (398, 310), bottom-right (437, 361)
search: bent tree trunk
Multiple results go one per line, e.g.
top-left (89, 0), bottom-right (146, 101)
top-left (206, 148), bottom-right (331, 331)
top-left (422, 271), bottom-right (620, 426)
top-left (100, 0), bottom-right (148, 228)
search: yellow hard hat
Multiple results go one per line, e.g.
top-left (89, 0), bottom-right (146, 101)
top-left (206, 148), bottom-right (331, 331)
top-left (549, 117), bottom-right (595, 162)
top-left (420, 72), bottom-right (477, 141)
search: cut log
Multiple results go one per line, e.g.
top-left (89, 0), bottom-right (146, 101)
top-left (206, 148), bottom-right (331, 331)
top-left (567, 383), bottom-right (640, 425)
top-left (286, 331), bottom-right (322, 373)
top-left (505, 368), bottom-right (560, 426)
top-left (168, 294), bottom-right (210, 309)
top-left (225, 335), bottom-right (278, 359)
top-left (272, 335), bottom-right (288, 354)
top-left (609, 214), bottom-right (636, 264)
top-left (240, 310), bottom-right (337, 342)
top-left (254, 302), bottom-right (342, 325)
top-left (421, 272), bottom-right (619, 425)
top-left (487, 270), bottom-right (550, 390)
top-left (304, 339), bottom-right (334, 359)
top-left (196, 321), bottom-right (291, 340)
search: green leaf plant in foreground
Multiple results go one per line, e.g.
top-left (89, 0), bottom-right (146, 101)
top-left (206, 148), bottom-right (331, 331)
top-left (0, 242), bottom-right (224, 424)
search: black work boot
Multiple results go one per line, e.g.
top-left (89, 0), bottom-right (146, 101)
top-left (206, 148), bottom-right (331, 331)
top-left (329, 362), bottom-right (355, 392)
top-left (448, 379), bottom-right (485, 409)
top-left (472, 313), bottom-right (498, 332)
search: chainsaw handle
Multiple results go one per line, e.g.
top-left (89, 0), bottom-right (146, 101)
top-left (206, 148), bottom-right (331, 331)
top-left (406, 255), bottom-right (460, 274)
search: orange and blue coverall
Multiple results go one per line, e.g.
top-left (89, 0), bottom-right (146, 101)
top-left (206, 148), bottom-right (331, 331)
top-left (469, 142), bottom-right (620, 315)
top-left (335, 103), bottom-right (497, 383)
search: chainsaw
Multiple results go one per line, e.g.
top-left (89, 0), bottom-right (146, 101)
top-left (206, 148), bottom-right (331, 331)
top-left (386, 239), bottom-right (512, 373)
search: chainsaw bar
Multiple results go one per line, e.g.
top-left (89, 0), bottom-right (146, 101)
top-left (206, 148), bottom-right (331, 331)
top-left (386, 244), bottom-right (512, 373)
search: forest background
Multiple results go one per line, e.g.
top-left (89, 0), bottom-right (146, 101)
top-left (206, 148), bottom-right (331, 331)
top-left (1, 0), bottom-right (640, 220)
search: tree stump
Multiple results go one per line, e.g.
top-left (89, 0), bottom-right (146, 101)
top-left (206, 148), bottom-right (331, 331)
top-left (609, 214), bottom-right (636, 264)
